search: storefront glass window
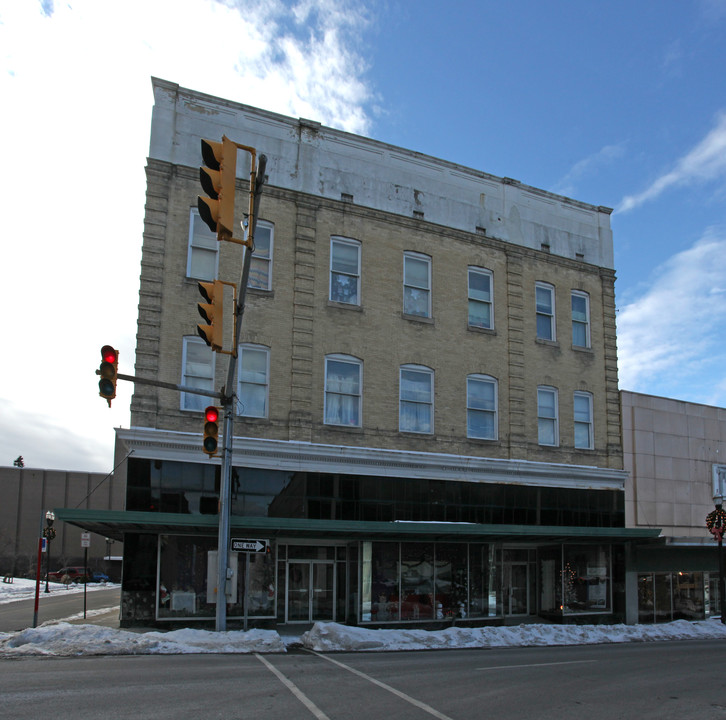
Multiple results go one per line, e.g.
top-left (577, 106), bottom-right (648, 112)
top-left (561, 545), bottom-right (611, 614)
top-left (400, 543), bottom-right (435, 620)
top-left (435, 544), bottom-right (469, 619)
top-left (157, 535), bottom-right (275, 621)
top-left (469, 544), bottom-right (497, 617)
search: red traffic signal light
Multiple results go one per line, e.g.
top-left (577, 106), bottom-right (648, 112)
top-left (198, 136), bottom-right (237, 239)
top-left (203, 406), bottom-right (220, 456)
top-left (98, 345), bottom-right (119, 407)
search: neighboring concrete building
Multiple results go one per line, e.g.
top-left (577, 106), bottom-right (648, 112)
top-left (622, 390), bottom-right (726, 623)
top-left (58, 78), bottom-right (657, 628)
top-left (0, 465), bottom-right (124, 580)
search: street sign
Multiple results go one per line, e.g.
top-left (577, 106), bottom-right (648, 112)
top-left (230, 538), bottom-right (269, 553)
top-left (81, 532), bottom-right (91, 548)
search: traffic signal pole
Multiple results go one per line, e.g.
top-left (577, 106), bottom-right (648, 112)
top-left (215, 154), bottom-right (267, 632)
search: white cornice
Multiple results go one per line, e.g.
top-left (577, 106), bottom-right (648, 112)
top-left (117, 427), bottom-right (626, 491)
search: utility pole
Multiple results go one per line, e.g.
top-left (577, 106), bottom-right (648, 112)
top-left (96, 140), bottom-right (266, 633)
top-left (215, 153), bottom-right (267, 632)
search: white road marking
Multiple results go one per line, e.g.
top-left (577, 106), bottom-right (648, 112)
top-left (477, 659), bottom-right (598, 671)
top-left (255, 653), bottom-right (332, 720)
top-left (307, 650), bottom-right (455, 720)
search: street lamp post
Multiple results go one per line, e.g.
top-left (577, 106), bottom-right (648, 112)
top-left (42, 511), bottom-right (56, 593)
top-left (706, 503), bottom-right (726, 624)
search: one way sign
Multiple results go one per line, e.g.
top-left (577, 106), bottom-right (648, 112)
top-left (230, 538), bottom-right (269, 554)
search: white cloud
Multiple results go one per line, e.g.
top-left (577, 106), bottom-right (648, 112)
top-left (617, 227), bottom-right (726, 404)
top-left (551, 143), bottom-right (624, 199)
top-left (0, 0), bottom-right (375, 472)
top-left (617, 111), bottom-right (726, 213)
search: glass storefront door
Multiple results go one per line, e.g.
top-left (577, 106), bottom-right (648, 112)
top-left (287, 560), bottom-right (335, 622)
top-left (504, 562), bottom-right (530, 615)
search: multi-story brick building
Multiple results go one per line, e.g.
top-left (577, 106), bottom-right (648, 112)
top-left (58, 78), bottom-right (658, 628)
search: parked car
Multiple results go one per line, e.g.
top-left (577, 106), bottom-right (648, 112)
top-left (46, 566), bottom-right (93, 584)
top-left (90, 571), bottom-right (110, 583)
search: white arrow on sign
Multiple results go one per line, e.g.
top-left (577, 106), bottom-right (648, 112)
top-left (230, 538), bottom-right (268, 553)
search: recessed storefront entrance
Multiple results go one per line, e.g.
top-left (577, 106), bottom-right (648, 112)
top-left (286, 560), bottom-right (335, 622)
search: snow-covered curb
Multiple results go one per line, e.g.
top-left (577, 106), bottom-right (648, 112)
top-left (2, 619), bottom-right (726, 657)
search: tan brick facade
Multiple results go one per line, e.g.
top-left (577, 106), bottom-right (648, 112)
top-left (131, 161), bottom-right (622, 471)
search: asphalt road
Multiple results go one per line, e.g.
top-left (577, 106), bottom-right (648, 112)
top-left (1, 640), bottom-right (725, 720)
top-left (0, 586), bottom-right (120, 633)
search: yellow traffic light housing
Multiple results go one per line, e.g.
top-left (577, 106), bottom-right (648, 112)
top-left (98, 345), bottom-right (119, 407)
top-left (198, 136), bottom-right (237, 240)
top-left (203, 406), bottom-right (220, 456)
top-left (197, 280), bottom-right (237, 354)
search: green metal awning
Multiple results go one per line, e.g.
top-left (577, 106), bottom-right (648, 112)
top-left (55, 508), bottom-right (662, 544)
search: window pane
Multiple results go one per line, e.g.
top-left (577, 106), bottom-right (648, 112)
top-left (574, 394), bottom-right (591, 422)
top-left (400, 401), bottom-right (432, 433)
top-left (537, 315), bottom-right (552, 340)
top-left (469, 270), bottom-right (491, 301)
top-left (183, 341), bottom-right (214, 411)
top-left (538, 389), bottom-right (556, 417)
top-left (572, 294), bottom-right (587, 321)
top-left (332, 241), bottom-right (359, 274)
top-left (468, 378), bottom-right (495, 410)
top-left (240, 348), bottom-right (267, 383)
top-left (575, 422), bottom-right (591, 449)
top-left (192, 213), bottom-right (217, 249)
top-left (239, 347), bottom-right (268, 418)
top-left (469, 300), bottom-right (491, 329)
top-left (327, 360), bottom-right (360, 394)
top-left (404, 288), bottom-right (429, 316)
top-left (255, 226), bottom-right (271, 257)
top-left (536, 286), bottom-right (552, 314)
top-left (572, 321), bottom-right (587, 347)
top-left (242, 383), bottom-right (267, 417)
top-left (248, 256), bottom-right (269, 290)
top-left (468, 409), bottom-right (495, 439)
top-left (539, 418), bottom-right (556, 445)
top-left (400, 369), bottom-right (431, 402)
top-left (331, 273), bottom-right (358, 304)
top-left (404, 256), bottom-right (429, 289)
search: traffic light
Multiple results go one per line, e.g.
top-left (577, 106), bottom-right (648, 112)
top-left (198, 136), bottom-right (237, 239)
top-left (203, 406), bottom-right (220, 456)
top-left (197, 280), bottom-right (237, 354)
top-left (98, 345), bottom-right (119, 407)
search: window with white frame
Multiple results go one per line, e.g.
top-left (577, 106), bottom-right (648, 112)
top-left (537, 386), bottom-right (559, 446)
top-left (574, 392), bottom-right (594, 449)
top-left (181, 336), bottom-right (214, 411)
top-left (187, 209), bottom-right (218, 281)
top-left (403, 252), bottom-right (431, 318)
top-left (536, 282), bottom-right (555, 341)
top-left (237, 345), bottom-right (269, 418)
top-left (571, 291), bottom-right (590, 348)
top-left (248, 220), bottom-right (273, 290)
top-left (324, 355), bottom-right (362, 426)
top-left (329, 237), bottom-right (360, 305)
top-left (399, 365), bottom-right (433, 433)
top-left (468, 267), bottom-right (493, 329)
top-left (467, 375), bottom-right (498, 439)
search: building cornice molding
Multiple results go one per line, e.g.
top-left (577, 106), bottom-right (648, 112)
top-left (117, 427), bottom-right (626, 491)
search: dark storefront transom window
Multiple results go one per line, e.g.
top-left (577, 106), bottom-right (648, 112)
top-left (126, 459), bottom-right (624, 528)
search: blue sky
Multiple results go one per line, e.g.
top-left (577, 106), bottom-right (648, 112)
top-left (1, 0), bottom-right (725, 471)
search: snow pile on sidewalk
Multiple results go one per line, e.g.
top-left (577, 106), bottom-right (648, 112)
top-left (300, 618), bottom-right (726, 652)
top-left (0, 623), bottom-right (285, 656)
top-left (2, 619), bottom-right (726, 657)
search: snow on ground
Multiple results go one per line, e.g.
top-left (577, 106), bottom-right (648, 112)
top-left (2, 577), bottom-right (726, 657)
top-left (0, 577), bottom-right (119, 605)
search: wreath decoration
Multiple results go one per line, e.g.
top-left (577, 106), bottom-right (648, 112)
top-left (706, 507), bottom-right (726, 542)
